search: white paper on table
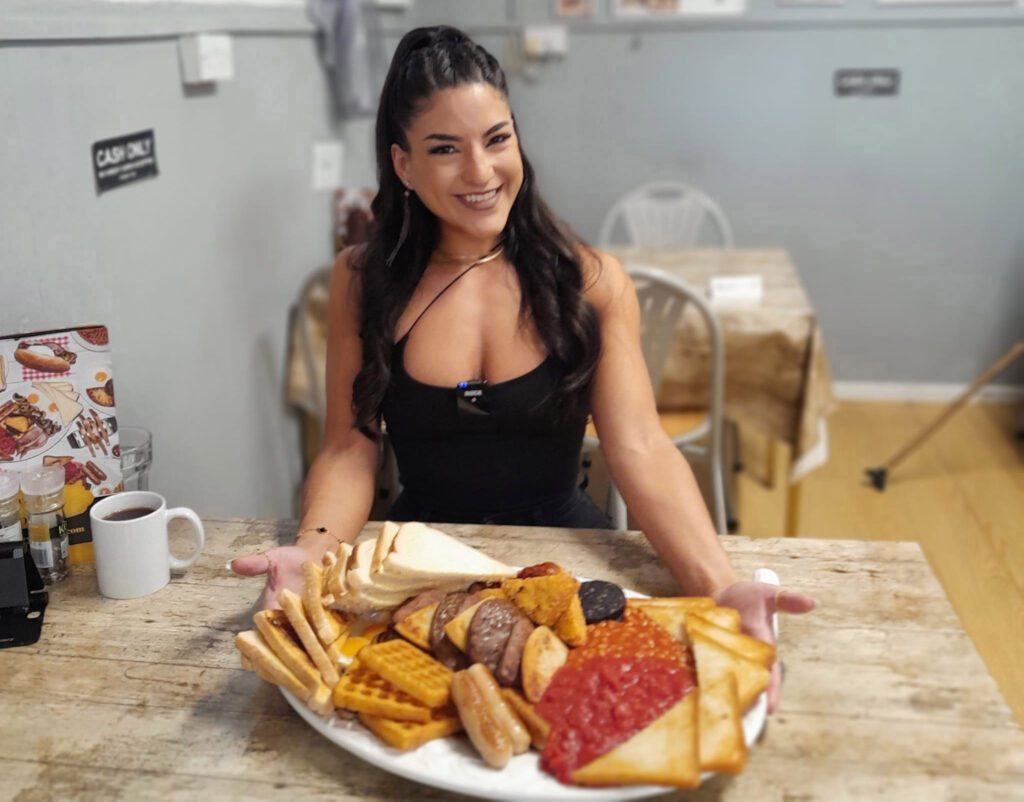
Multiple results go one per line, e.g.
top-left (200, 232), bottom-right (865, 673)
top-left (709, 274), bottom-right (763, 305)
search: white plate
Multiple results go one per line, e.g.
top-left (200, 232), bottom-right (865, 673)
top-left (280, 584), bottom-right (768, 800)
top-left (282, 689), bottom-right (765, 801)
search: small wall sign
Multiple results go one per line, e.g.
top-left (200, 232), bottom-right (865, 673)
top-left (92, 130), bottom-right (158, 194)
top-left (834, 69), bottom-right (900, 97)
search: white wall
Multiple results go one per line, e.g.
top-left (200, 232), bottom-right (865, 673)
top-left (1, 17), bottom-right (349, 518)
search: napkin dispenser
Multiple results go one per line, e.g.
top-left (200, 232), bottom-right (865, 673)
top-left (0, 541), bottom-right (48, 649)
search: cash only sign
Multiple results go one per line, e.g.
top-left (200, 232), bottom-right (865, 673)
top-left (91, 129), bottom-right (159, 194)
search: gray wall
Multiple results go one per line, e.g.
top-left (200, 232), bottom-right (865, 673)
top-left (354, 2), bottom-right (1024, 386)
top-left (1, 21), bottom-right (343, 518)
top-left (3, 2), bottom-right (1021, 520)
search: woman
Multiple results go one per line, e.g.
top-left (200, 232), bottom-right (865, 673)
top-left (233, 25), bottom-right (813, 711)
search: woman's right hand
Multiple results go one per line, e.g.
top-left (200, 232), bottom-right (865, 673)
top-left (230, 545), bottom-right (313, 610)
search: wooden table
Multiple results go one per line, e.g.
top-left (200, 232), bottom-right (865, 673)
top-left (4, 518), bottom-right (1022, 800)
top-left (608, 249), bottom-right (838, 536)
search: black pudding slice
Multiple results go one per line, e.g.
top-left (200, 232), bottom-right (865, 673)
top-left (578, 580), bottom-right (626, 624)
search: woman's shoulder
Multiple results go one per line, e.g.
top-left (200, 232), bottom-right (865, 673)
top-left (576, 244), bottom-right (631, 315)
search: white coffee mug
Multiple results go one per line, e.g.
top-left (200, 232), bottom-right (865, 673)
top-left (89, 490), bottom-right (205, 599)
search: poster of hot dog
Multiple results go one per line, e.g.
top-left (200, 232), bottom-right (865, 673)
top-left (0, 324), bottom-right (123, 562)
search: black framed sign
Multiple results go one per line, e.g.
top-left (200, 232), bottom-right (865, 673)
top-left (92, 129), bottom-right (159, 193)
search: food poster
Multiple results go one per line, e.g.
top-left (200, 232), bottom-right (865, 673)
top-left (0, 326), bottom-right (122, 562)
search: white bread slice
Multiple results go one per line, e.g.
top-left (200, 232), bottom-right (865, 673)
top-left (335, 539), bottom-right (416, 612)
top-left (326, 542), bottom-right (353, 599)
top-left (380, 522), bottom-right (515, 582)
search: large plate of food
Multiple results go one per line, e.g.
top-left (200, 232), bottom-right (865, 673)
top-left (236, 523), bottom-right (773, 800)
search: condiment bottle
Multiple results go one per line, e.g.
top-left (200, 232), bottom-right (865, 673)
top-left (0, 471), bottom-right (21, 544)
top-left (21, 466), bottom-right (69, 584)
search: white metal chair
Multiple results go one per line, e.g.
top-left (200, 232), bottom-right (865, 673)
top-left (598, 180), bottom-right (734, 249)
top-left (585, 266), bottom-right (727, 534)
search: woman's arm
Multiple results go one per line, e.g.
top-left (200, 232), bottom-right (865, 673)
top-left (295, 247), bottom-right (381, 559)
top-left (231, 247), bottom-right (380, 606)
top-left (583, 250), bottom-right (736, 596)
top-left (583, 250), bottom-right (815, 713)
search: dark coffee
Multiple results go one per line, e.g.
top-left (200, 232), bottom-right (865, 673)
top-left (103, 506), bottom-right (157, 522)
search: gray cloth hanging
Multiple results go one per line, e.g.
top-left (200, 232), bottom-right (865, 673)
top-left (307, 0), bottom-right (386, 118)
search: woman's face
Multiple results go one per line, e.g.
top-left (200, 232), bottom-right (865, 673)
top-left (391, 82), bottom-right (524, 250)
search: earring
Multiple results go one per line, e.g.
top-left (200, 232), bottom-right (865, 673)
top-left (385, 186), bottom-right (411, 268)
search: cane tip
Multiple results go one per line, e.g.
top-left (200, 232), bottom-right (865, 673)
top-left (864, 467), bottom-right (887, 491)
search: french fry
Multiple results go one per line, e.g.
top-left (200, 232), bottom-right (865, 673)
top-left (302, 560), bottom-right (345, 647)
top-left (278, 588), bottom-right (340, 687)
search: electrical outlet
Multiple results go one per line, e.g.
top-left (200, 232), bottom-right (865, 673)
top-left (312, 141), bottom-right (344, 191)
top-left (522, 26), bottom-right (569, 59)
top-left (680, 0), bottom-right (746, 16)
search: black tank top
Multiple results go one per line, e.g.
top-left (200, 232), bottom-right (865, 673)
top-left (380, 259), bottom-right (587, 521)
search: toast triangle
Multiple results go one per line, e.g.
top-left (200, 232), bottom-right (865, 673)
top-left (571, 691), bottom-right (700, 788)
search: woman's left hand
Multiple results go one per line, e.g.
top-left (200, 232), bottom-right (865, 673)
top-left (712, 581), bottom-right (817, 714)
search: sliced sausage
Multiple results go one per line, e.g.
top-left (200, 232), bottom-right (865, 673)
top-left (578, 580), bottom-right (626, 624)
top-left (495, 615), bottom-right (534, 687)
top-left (393, 587), bottom-right (449, 624)
top-left (431, 591), bottom-right (473, 670)
top-left (467, 598), bottom-right (520, 676)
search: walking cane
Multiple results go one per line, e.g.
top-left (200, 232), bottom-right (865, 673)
top-left (865, 341), bottom-right (1024, 491)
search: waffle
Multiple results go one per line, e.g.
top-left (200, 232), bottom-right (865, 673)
top-left (331, 658), bottom-right (432, 722)
top-left (358, 639), bottom-right (453, 708)
top-left (359, 707), bottom-right (462, 751)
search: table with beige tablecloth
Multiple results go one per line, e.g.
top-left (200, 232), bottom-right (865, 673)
top-left (609, 249), bottom-right (837, 534)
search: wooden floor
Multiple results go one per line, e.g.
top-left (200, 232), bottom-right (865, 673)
top-left (734, 400), bottom-right (1024, 728)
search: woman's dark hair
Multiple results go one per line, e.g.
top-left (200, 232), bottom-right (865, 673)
top-left (351, 25), bottom-right (600, 436)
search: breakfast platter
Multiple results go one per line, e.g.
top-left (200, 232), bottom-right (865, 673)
top-left (283, 688), bottom-right (766, 800)
top-left (236, 522), bottom-right (776, 796)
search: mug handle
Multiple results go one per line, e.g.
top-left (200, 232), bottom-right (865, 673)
top-left (166, 507), bottom-right (205, 571)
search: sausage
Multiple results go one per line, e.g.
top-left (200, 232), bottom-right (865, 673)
top-left (467, 663), bottom-right (531, 755)
top-left (431, 592), bottom-right (473, 670)
top-left (495, 615), bottom-right (534, 687)
top-left (467, 598), bottom-right (519, 675)
top-left (516, 562), bottom-right (563, 579)
top-left (83, 460), bottom-right (107, 485)
top-left (451, 668), bottom-right (512, 769)
top-left (578, 580), bottom-right (626, 624)
top-left (14, 342), bottom-right (74, 374)
top-left (393, 587), bottom-right (449, 624)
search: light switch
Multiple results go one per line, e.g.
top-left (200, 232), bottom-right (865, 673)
top-left (312, 141), bottom-right (344, 191)
top-left (179, 34), bottom-right (234, 85)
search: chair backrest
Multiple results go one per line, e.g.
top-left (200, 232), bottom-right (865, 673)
top-left (598, 181), bottom-right (734, 249)
top-left (294, 266), bottom-right (332, 422)
top-left (628, 265), bottom-right (727, 532)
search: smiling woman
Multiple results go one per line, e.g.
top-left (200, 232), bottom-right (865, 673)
top-left (231, 26), bottom-right (814, 706)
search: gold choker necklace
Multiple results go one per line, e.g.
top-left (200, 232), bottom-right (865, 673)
top-left (434, 243), bottom-right (503, 264)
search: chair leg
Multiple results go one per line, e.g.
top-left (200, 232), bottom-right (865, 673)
top-left (608, 483), bottom-right (628, 530)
